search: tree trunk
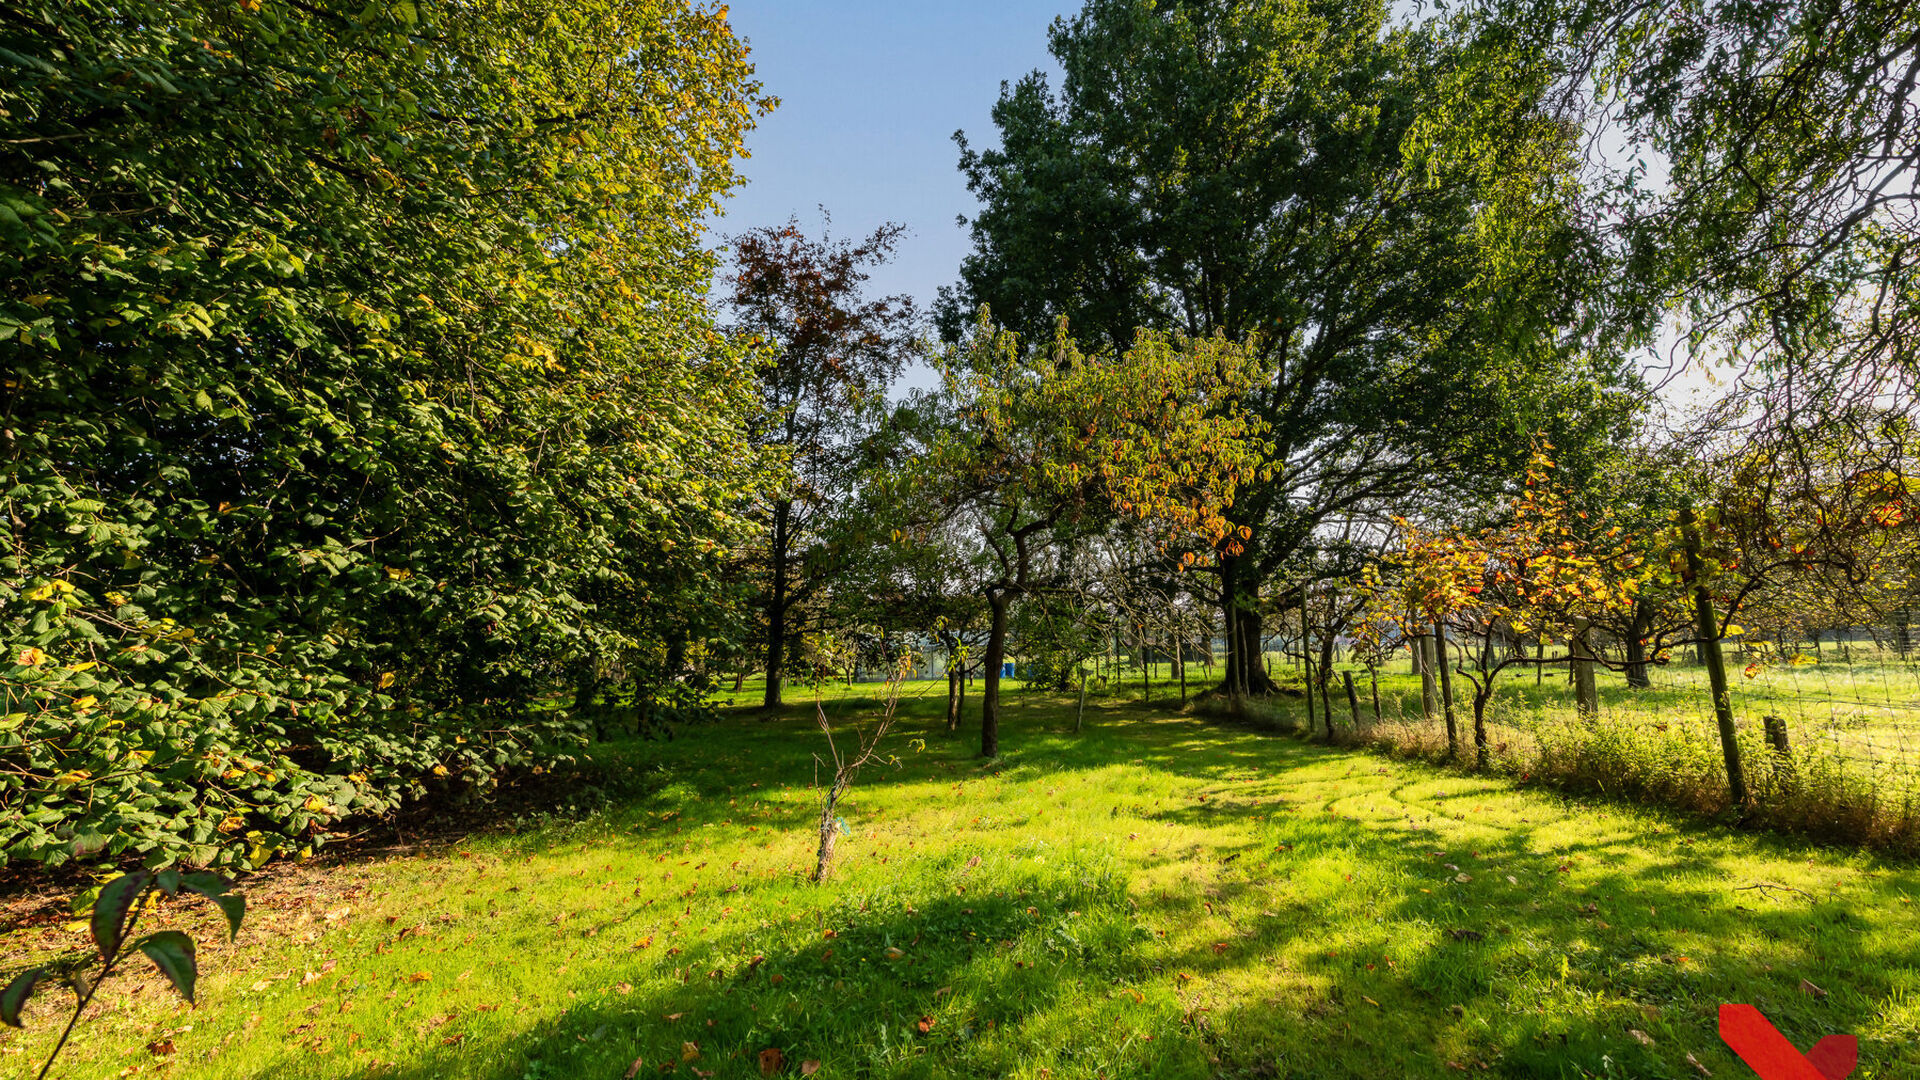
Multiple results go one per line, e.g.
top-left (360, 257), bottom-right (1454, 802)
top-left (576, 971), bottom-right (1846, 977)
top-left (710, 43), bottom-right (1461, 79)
top-left (763, 500), bottom-right (791, 709)
top-left (1178, 633), bottom-right (1188, 706)
top-left (946, 665), bottom-right (962, 732)
top-left (1218, 556), bottom-right (1278, 694)
top-left (1433, 622), bottom-right (1458, 758)
top-left (1075, 669), bottom-right (1088, 733)
top-left (1681, 507), bottom-right (1747, 807)
top-left (812, 777), bottom-right (850, 882)
top-left (1571, 618), bottom-right (1598, 718)
top-left (1473, 693), bottom-right (1490, 770)
top-left (1318, 625), bottom-right (1337, 738)
top-left (1624, 600), bottom-right (1653, 689)
top-left (981, 592), bottom-right (1010, 758)
top-left (1141, 629), bottom-right (1150, 703)
top-left (1418, 635), bottom-right (1438, 719)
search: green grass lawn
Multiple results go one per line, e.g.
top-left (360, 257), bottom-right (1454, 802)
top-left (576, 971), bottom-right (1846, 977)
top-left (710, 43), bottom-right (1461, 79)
top-left (6, 687), bottom-right (1920, 1079)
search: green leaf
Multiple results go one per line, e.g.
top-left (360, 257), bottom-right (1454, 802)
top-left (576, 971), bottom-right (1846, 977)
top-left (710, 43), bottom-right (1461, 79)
top-left (1, 967), bottom-right (42, 1027)
top-left (136, 931), bottom-right (197, 1004)
top-left (180, 873), bottom-right (244, 941)
top-left (91, 871), bottom-right (152, 963)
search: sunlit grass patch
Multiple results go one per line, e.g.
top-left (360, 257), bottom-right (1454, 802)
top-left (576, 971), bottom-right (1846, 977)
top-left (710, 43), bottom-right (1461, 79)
top-left (5, 692), bottom-right (1920, 1078)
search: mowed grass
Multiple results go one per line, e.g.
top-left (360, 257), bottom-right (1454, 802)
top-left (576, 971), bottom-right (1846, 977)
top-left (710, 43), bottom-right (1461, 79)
top-left (6, 685), bottom-right (1920, 1079)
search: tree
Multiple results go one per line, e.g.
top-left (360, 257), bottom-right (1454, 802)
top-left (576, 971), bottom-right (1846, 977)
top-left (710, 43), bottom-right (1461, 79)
top-left (1518, 0), bottom-right (1920, 393)
top-left (0, 0), bottom-right (770, 868)
top-left (1358, 443), bottom-right (1647, 767)
top-left (940, 0), bottom-right (1645, 695)
top-left (724, 219), bottom-right (921, 708)
top-left (899, 314), bottom-right (1264, 757)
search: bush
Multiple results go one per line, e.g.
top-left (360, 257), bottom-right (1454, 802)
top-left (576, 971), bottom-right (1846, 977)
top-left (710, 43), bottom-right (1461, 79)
top-left (0, 0), bottom-right (769, 869)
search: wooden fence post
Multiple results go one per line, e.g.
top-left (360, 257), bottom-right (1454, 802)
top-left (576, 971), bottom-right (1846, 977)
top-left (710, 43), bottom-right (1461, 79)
top-left (1681, 506), bottom-right (1748, 807)
top-left (1763, 715), bottom-right (1793, 780)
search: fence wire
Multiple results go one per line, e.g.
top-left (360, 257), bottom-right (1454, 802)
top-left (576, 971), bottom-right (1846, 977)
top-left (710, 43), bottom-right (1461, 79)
top-left (1309, 633), bottom-right (1920, 826)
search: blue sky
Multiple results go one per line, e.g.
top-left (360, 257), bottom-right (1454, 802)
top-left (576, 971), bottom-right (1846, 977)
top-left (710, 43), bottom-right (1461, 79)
top-left (713, 2), bottom-right (1070, 324)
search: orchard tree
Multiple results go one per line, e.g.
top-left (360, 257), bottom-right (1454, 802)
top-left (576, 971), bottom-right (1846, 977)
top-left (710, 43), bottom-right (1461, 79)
top-left (724, 218), bottom-right (922, 707)
top-left (1358, 444), bottom-right (1647, 766)
top-left (940, 0), bottom-right (1646, 695)
top-left (898, 314), bottom-right (1265, 758)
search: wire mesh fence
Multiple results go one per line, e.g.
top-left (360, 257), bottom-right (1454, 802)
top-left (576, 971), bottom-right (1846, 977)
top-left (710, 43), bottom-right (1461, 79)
top-left (1299, 632), bottom-right (1920, 847)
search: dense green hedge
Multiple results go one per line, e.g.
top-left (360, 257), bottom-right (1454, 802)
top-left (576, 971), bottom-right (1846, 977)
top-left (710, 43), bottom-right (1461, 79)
top-left (1, 0), bottom-right (769, 868)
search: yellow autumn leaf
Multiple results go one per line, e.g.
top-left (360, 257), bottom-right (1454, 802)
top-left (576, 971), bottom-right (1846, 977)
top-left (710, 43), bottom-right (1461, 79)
top-left (378, 671), bottom-right (396, 689)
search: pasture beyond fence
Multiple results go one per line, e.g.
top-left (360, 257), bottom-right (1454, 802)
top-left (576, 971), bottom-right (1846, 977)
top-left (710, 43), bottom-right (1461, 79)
top-left (1246, 632), bottom-right (1920, 852)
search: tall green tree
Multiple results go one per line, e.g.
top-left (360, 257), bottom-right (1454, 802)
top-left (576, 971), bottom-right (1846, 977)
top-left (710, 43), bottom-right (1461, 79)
top-left (1533, 0), bottom-right (1920, 389)
top-left (0, 0), bottom-right (769, 868)
top-left (940, 0), bottom-right (1642, 692)
top-left (723, 219), bottom-right (920, 708)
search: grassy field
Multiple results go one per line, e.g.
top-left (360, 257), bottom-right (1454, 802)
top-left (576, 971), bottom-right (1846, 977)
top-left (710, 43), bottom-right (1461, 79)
top-left (5, 685), bottom-right (1920, 1079)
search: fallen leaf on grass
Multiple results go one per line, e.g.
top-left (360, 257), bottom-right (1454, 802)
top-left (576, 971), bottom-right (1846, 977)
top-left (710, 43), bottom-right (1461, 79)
top-left (146, 1039), bottom-right (175, 1056)
top-left (615, 983), bottom-right (632, 995)
top-left (623, 1058), bottom-right (644, 1079)
top-left (800, 1063), bottom-right (821, 1076)
top-left (1685, 1051), bottom-right (1712, 1076)
top-left (1361, 996), bottom-right (1379, 1007)
top-left (1800, 978), bottom-right (1828, 999)
top-left (1628, 1029), bottom-right (1654, 1047)
top-left (681, 1041), bottom-right (700, 1062)
top-left (409, 972), bottom-right (432, 983)
top-left (916, 1015), bottom-right (935, 1034)
top-left (758, 1047), bottom-right (784, 1076)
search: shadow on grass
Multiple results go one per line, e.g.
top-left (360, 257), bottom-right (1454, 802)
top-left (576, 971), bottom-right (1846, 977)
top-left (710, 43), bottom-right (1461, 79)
top-left (170, 692), bottom-right (1920, 1079)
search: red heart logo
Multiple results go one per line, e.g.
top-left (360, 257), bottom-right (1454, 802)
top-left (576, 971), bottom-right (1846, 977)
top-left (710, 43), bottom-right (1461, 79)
top-left (1719, 1004), bottom-right (1857, 1080)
